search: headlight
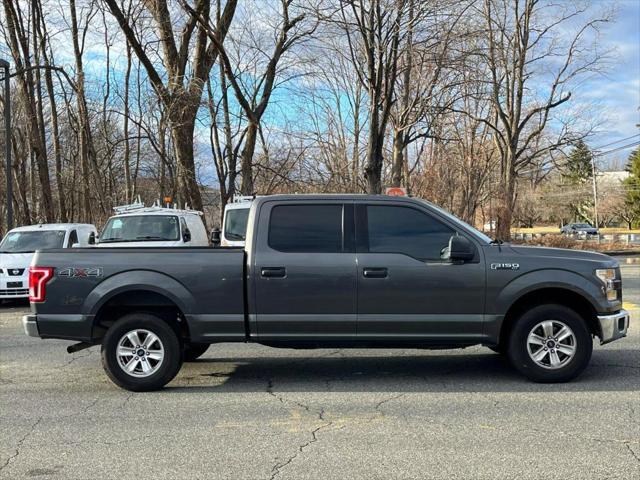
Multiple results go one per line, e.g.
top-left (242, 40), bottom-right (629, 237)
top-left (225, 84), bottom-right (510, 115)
top-left (595, 268), bottom-right (618, 301)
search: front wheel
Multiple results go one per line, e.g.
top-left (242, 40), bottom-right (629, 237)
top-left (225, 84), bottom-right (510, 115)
top-left (507, 304), bottom-right (592, 383)
top-left (101, 313), bottom-right (183, 391)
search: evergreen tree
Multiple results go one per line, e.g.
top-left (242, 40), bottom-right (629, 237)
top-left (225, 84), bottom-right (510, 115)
top-left (623, 148), bottom-right (640, 228)
top-left (562, 140), bottom-right (594, 223)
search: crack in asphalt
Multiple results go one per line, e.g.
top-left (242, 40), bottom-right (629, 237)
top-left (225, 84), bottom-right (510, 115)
top-left (0, 416), bottom-right (43, 473)
top-left (374, 393), bottom-right (406, 413)
top-left (626, 443), bottom-right (640, 463)
top-left (265, 378), bottom-right (334, 480)
top-left (61, 348), bottom-right (93, 368)
top-left (269, 408), bottom-right (332, 480)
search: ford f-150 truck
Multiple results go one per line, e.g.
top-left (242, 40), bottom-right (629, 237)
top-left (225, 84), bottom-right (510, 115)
top-left (23, 195), bottom-right (630, 391)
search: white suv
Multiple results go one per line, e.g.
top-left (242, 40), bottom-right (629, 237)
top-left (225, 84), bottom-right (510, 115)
top-left (0, 223), bottom-right (97, 300)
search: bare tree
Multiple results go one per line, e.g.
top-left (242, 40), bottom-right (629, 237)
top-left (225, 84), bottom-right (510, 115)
top-left (103, 0), bottom-right (238, 212)
top-left (332, 0), bottom-right (409, 193)
top-left (469, 0), bottom-right (611, 240)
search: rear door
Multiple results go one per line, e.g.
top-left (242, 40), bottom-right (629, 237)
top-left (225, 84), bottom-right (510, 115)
top-left (252, 201), bottom-right (357, 340)
top-left (355, 201), bottom-right (485, 343)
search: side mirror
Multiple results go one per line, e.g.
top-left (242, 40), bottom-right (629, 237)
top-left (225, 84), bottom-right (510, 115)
top-left (88, 232), bottom-right (96, 245)
top-left (182, 229), bottom-right (191, 243)
top-left (447, 235), bottom-right (474, 263)
top-left (210, 227), bottom-right (221, 247)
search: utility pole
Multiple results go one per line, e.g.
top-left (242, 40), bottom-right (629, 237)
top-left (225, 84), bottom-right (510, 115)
top-left (0, 60), bottom-right (11, 231)
top-left (0, 59), bottom-right (12, 231)
top-left (591, 152), bottom-right (598, 229)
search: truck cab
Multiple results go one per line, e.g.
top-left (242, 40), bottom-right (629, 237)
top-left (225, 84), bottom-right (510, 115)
top-left (0, 223), bottom-right (97, 300)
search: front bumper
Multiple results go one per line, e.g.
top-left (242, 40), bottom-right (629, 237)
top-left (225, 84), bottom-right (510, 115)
top-left (597, 309), bottom-right (629, 344)
top-left (22, 314), bottom-right (39, 337)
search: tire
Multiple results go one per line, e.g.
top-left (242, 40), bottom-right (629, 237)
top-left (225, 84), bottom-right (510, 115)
top-left (101, 312), bottom-right (183, 391)
top-left (507, 304), bottom-right (592, 383)
top-left (183, 343), bottom-right (210, 362)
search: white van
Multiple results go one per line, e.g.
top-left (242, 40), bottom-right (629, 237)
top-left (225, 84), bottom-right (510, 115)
top-left (220, 196), bottom-right (256, 247)
top-left (0, 223), bottom-right (97, 300)
top-left (97, 200), bottom-right (209, 247)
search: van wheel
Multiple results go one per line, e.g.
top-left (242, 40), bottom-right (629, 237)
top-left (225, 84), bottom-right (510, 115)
top-left (507, 304), bottom-right (592, 383)
top-left (101, 313), bottom-right (183, 391)
top-left (184, 343), bottom-right (210, 362)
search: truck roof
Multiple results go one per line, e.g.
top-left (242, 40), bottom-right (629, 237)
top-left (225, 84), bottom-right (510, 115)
top-left (8, 223), bottom-right (95, 233)
top-left (110, 207), bottom-right (203, 218)
top-left (252, 193), bottom-right (421, 204)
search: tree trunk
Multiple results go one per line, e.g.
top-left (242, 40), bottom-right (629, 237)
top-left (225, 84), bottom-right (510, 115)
top-left (364, 105), bottom-right (384, 194)
top-left (171, 115), bottom-right (204, 212)
top-left (496, 162), bottom-right (516, 241)
top-left (391, 129), bottom-right (406, 187)
top-left (240, 122), bottom-right (258, 195)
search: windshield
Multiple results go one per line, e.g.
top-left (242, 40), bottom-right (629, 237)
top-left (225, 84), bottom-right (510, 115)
top-left (0, 230), bottom-right (66, 252)
top-left (224, 208), bottom-right (250, 241)
top-left (575, 224), bottom-right (592, 228)
top-left (100, 215), bottom-right (180, 242)
top-left (417, 199), bottom-right (493, 243)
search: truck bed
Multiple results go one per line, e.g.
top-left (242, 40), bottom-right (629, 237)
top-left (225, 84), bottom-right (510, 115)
top-left (30, 247), bottom-right (246, 343)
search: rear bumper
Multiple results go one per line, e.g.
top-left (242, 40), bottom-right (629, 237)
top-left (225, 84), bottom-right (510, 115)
top-left (22, 314), bottom-right (39, 337)
top-left (21, 313), bottom-right (94, 342)
top-left (597, 309), bottom-right (629, 344)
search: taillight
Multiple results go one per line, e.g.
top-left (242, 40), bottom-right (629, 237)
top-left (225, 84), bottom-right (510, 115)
top-left (29, 267), bottom-right (54, 303)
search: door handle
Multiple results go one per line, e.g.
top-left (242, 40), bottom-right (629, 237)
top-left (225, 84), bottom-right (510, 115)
top-left (261, 267), bottom-right (286, 278)
top-left (363, 267), bottom-right (388, 278)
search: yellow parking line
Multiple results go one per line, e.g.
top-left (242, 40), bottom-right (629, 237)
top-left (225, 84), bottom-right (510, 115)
top-left (623, 302), bottom-right (638, 311)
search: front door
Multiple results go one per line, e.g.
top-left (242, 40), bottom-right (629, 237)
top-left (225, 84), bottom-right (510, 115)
top-left (253, 201), bottom-right (357, 341)
top-left (355, 202), bottom-right (486, 344)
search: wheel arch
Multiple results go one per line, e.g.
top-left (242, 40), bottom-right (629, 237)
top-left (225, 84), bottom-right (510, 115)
top-left (498, 287), bottom-right (600, 348)
top-left (87, 271), bottom-right (196, 341)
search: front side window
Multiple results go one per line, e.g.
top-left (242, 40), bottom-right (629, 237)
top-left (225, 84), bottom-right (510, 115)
top-left (269, 204), bottom-right (343, 253)
top-left (0, 230), bottom-right (66, 252)
top-left (365, 205), bottom-right (454, 261)
top-left (224, 208), bottom-right (250, 241)
top-left (100, 215), bottom-right (180, 243)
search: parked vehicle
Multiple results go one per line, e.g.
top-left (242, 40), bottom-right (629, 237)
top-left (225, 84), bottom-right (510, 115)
top-left (0, 223), bottom-right (96, 300)
top-left (23, 195), bottom-right (629, 391)
top-left (560, 223), bottom-right (599, 236)
top-left (220, 196), bottom-right (255, 247)
top-left (97, 200), bottom-right (208, 247)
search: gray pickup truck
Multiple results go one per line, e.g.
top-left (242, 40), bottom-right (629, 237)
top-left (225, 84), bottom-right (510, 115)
top-left (23, 195), bottom-right (629, 391)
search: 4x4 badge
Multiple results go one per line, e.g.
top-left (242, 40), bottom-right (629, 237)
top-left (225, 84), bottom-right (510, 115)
top-left (58, 267), bottom-right (103, 278)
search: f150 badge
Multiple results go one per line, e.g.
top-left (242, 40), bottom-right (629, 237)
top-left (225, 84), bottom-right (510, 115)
top-left (491, 263), bottom-right (520, 270)
top-left (58, 267), bottom-right (103, 278)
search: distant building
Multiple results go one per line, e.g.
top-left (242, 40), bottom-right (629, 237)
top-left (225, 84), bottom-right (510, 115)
top-left (598, 170), bottom-right (630, 188)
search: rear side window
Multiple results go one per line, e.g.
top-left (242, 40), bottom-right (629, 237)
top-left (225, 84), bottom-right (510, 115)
top-left (269, 205), bottom-right (343, 253)
top-left (225, 208), bottom-right (250, 241)
top-left (365, 205), bottom-right (454, 261)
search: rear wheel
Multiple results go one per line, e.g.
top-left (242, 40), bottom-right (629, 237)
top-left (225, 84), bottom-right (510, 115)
top-left (183, 343), bottom-right (210, 362)
top-left (507, 304), bottom-right (592, 383)
top-left (101, 313), bottom-right (183, 391)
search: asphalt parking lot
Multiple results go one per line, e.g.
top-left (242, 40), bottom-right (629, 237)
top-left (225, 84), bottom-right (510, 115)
top-left (1, 257), bottom-right (638, 480)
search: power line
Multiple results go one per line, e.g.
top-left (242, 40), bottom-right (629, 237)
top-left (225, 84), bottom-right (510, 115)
top-left (591, 133), bottom-right (640, 151)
